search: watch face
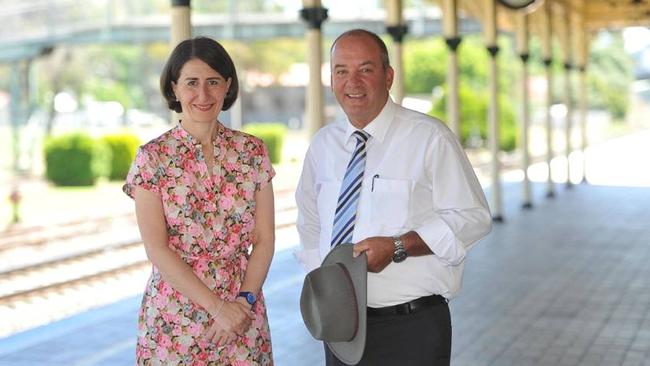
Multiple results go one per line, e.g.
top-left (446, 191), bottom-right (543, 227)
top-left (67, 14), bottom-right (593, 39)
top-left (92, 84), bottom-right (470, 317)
top-left (239, 292), bottom-right (256, 305)
top-left (393, 250), bottom-right (407, 263)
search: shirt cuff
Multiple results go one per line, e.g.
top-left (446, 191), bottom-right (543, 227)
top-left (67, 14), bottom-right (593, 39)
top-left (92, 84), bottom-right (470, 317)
top-left (293, 248), bottom-right (321, 272)
top-left (414, 217), bottom-right (467, 266)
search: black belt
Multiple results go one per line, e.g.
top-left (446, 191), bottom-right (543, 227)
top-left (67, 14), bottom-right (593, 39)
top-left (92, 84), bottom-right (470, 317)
top-left (367, 295), bottom-right (447, 317)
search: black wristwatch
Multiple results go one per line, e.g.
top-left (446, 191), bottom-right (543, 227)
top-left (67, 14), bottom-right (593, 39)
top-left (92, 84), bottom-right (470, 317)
top-left (392, 235), bottom-right (408, 263)
top-left (237, 291), bottom-right (257, 305)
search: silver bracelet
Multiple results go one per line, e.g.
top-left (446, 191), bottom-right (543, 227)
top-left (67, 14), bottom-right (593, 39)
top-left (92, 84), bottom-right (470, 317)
top-left (213, 300), bottom-right (225, 321)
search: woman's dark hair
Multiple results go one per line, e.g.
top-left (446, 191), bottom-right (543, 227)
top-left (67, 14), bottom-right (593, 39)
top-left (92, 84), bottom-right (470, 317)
top-left (160, 36), bottom-right (239, 113)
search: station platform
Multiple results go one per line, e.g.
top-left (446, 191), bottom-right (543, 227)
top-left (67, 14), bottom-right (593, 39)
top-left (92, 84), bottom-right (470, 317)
top-left (1, 130), bottom-right (650, 366)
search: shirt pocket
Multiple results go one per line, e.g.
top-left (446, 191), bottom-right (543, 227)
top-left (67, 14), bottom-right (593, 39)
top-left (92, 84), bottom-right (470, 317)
top-left (371, 178), bottom-right (412, 231)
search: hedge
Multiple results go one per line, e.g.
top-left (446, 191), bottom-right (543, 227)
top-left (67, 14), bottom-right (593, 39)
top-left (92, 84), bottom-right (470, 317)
top-left (44, 133), bottom-right (111, 186)
top-left (243, 123), bottom-right (287, 164)
top-left (101, 133), bottom-right (141, 180)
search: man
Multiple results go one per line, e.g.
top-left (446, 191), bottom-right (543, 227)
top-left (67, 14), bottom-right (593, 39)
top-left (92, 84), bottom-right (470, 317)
top-left (295, 29), bottom-right (492, 365)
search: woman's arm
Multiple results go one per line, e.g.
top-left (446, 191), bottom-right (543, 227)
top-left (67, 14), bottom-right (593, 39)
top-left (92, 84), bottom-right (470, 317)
top-left (134, 187), bottom-right (252, 342)
top-left (236, 182), bottom-right (275, 307)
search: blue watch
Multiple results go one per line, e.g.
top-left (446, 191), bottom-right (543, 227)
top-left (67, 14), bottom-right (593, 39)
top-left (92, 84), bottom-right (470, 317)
top-left (238, 291), bottom-right (256, 305)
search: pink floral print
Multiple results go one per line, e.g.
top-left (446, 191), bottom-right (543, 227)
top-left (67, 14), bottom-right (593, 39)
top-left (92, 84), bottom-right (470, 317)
top-left (124, 123), bottom-right (275, 365)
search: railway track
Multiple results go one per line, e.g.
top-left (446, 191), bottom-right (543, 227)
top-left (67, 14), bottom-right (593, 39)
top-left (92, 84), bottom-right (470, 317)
top-left (0, 183), bottom-right (300, 336)
top-left (0, 213), bottom-right (136, 252)
top-left (0, 205), bottom-right (298, 307)
top-left (0, 187), bottom-right (297, 252)
top-left (0, 185), bottom-right (298, 340)
top-left (0, 239), bottom-right (148, 303)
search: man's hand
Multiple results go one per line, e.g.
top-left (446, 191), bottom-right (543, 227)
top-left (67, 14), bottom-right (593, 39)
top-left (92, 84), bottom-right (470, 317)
top-left (353, 236), bottom-right (394, 272)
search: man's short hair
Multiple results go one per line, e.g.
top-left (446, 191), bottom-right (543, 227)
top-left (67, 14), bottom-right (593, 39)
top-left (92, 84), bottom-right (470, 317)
top-left (330, 29), bottom-right (391, 70)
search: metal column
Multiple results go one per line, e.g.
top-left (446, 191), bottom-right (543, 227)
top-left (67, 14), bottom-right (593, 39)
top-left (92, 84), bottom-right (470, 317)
top-left (170, 0), bottom-right (191, 48)
top-left (516, 13), bottom-right (532, 209)
top-left (540, 2), bottom-right (555, 198)
top-left (300, 1), bottom-right (328, 137)
top-left (483, 0), bottom-right (502, 222)
top-left (386, 0), bottom-right (407, 105)
top-left (442, 0), bottom-right (461, 139)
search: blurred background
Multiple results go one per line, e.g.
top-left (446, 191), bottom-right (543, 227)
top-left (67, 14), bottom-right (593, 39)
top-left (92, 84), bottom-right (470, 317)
top-left (1, 0), bottom-right (650, 365)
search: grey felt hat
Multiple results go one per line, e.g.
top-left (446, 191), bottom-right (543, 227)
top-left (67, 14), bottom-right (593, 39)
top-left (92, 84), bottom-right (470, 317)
top-left (300, 244), bottom-right (367, 365)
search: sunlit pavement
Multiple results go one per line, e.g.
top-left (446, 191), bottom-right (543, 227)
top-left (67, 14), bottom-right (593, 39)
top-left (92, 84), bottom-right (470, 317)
top-left (1, 130), bottom-right (649, 365)
top-left (497, 128), bottom-right (650, 189)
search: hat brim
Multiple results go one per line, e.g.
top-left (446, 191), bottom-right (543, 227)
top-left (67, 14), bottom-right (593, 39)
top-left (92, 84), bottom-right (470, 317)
top-left (322, 244), bottom-right (367, 365)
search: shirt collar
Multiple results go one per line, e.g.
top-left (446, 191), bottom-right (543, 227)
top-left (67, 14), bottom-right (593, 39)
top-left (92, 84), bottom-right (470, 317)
top-left (172, 121), bottom-right (223, 149)
top-left (343, 97), bottom-right (396, 144)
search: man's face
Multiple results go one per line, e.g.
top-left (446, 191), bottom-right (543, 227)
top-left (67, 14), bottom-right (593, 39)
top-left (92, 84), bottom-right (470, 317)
top-left (330, 34), bottom-right (394, 129)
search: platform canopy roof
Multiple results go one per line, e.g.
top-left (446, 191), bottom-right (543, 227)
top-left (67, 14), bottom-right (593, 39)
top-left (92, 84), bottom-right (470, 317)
top-left (459, 0), bottom-right (650, 32)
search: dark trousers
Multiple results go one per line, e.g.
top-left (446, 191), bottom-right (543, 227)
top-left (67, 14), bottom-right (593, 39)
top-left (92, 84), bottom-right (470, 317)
top-left (325, 299), bottom-right (451, 366)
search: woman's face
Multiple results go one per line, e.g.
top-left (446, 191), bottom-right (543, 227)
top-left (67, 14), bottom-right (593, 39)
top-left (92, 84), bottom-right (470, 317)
top-left (172, 58), bottom-right (231, 124)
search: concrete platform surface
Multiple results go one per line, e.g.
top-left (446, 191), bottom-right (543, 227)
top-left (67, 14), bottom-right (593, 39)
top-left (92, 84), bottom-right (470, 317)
top-left (1, 182), bottom-right (649, 366)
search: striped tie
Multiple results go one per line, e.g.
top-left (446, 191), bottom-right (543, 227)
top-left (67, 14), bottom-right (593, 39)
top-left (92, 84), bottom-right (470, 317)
top-left (331, 130), bottom-right (370, 247)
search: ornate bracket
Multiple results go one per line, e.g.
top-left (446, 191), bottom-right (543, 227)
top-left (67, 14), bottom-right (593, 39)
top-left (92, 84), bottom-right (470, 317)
top-left (445, 36), bottom-right (462, 52)
top-left (519, 53), bottom-right (530, 63)
top-left (486, 45), bottom-right (500, 57)
top-left (386, 25), bottom-right (409, 43)
top-left (171, 0), bottom-right (190, 6)
top-left (300, 7), bottom-right (329, 29)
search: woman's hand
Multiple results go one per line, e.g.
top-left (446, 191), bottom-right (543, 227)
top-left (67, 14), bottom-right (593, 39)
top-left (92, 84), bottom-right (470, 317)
top-left (203, 301), bottom-right (254, 346)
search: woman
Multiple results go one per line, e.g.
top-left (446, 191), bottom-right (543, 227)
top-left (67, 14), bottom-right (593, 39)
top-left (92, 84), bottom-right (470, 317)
top-left (123, 37), bottom-right (275, 365)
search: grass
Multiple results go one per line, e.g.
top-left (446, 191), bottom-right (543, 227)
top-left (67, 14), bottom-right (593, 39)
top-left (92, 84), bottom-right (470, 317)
top-left (1, 179), bottom-right (134, 230)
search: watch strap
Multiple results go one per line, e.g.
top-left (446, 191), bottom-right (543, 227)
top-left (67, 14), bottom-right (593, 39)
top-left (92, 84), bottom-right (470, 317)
top-left (237, 291), bottom-right (256, 305)
top-left (392, 235), bottom-right (407, 262)
top-left (392, 235), bottom-right (405, 251)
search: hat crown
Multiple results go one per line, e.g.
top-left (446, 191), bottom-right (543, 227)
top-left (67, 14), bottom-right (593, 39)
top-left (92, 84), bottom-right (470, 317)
top-left (299, 244), bottom-right (367, 365)
top-left (300, 263), bottom-right (359, 342)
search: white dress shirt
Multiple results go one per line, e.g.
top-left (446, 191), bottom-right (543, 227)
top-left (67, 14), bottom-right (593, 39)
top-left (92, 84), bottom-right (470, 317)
top-left (295, 99), bottom-right (492, 306)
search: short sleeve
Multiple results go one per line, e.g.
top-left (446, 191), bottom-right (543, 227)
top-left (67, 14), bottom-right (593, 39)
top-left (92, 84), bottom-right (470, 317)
top-left (122, 146), bottom-right (162, 199)
top-left (253, 138), bottom-right (276, 192)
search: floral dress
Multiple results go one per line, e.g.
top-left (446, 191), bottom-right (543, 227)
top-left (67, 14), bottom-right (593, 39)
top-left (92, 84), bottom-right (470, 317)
top-left (123, 123), bottom-right (275, 365)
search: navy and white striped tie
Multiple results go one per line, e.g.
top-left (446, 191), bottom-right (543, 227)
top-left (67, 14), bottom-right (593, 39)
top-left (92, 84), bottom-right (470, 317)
top-left (331, 130), bottom-right (370, 247)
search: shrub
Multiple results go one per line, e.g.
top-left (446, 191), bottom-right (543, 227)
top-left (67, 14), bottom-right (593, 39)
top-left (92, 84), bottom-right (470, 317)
top-left (101, 133), bottom-right (141, 180)
top-left (243, 123), bottom-right (287, 164)
top-left (44, 133), bottom-right (111, 186)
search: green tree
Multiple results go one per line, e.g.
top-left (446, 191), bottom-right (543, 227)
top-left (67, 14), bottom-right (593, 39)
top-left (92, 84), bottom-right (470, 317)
top-left (81, 45), bottom-right (152, 110)
top-left (403, 35), bottom-right (516, 94)
top-left (223, 38), bottom-right (307, 82)
top-left (588, 32), bottom-right (633, 120)
top-left (403, 35), bottom-right (518, 151)
top-left (403, 38), bottom-right (447, 94)
top-left (35, 47), bottom-right (87, 136)
top-left (525, 31), bottom-right (632, 119)
top-left (430, 85), bottom-right (517, 151)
